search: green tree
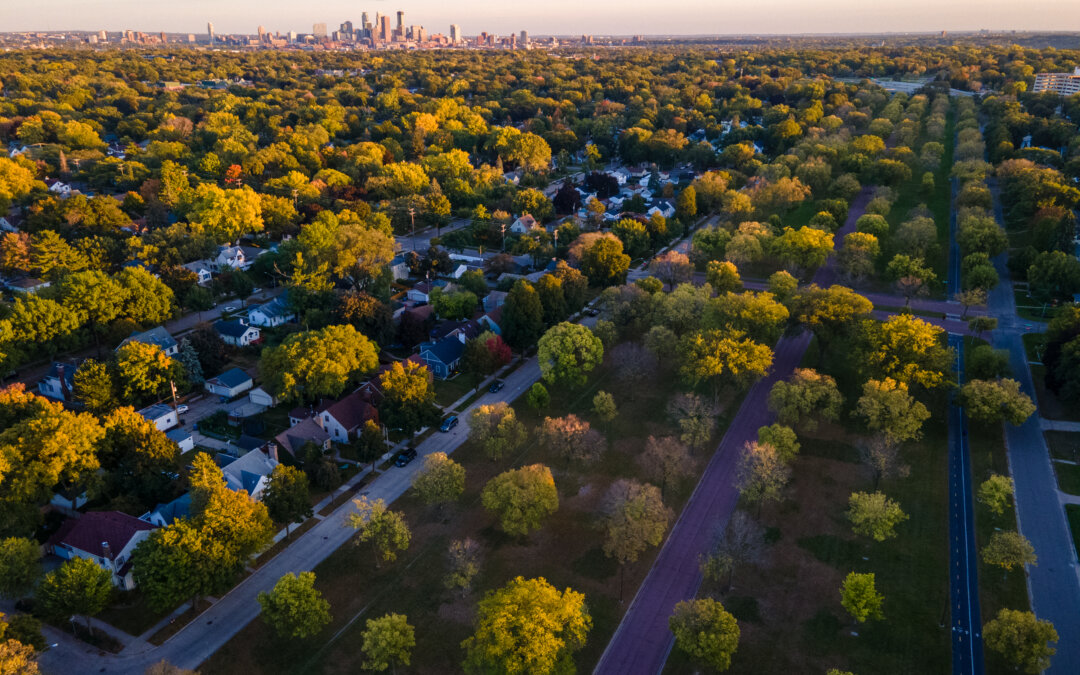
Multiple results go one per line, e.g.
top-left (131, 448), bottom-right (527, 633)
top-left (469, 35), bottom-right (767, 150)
top-left (706, 260), bottom-right (742, 293)
top-left (117, 267), bottom-right (176, 325)
top-left (58, 270), bottom-right (126, 349)
top-left (526, 382), bottom-right (550, 410)
top-left (592, 390), bottom-right (618, 429)
top-left (462, 576), bottom-right (591, 675)
top-left (602, 479), bottom-right (671, 600)
top-left (978, 474), bottom-right (1015, 516)
top-left (263, 465), bottom-right (313, 538)
top-left (361, 613), bottom-right (416, 673)
top-left (982, 531), bottom-right (1037, 571)
top-left (72, 358), bottom-right (117, 415)
top-left (348, 496), bottom-right (411, 567)
top-left (767, 368), bottom-right (843, 431)
top-left (537, 322), bottom-right (604, 389)
top-left (579, 234), bottom-right (631, 287)
top-left (412, 452), bottom-right (466, 510)
top-left (99, 406), bottom-right (181, 506)
top-left (680, 330), bottom-right (773, 396)
top-left (847, 491), bottom-right (908, 542)
top-left (959, 379), bottom-right (1037, 426)
top-left (1027, 250), bottom-right (1080, 304)
top-left (773, 226), bottom-right (833, 276)
top-left (501, 280), bottom-right (545, 353)
top-left (668, 598), bottom-right (740, 672)
top-left (36, 558), bottom-right (112, 633)
top-left (115, 341), bottom-right (177, 404)
top-left (791, 285), bottom-right (873, 360)
top-left (666, 392), bottom-right (718, 450)
top-left (257, 572), bottom-right (331, 639)
top-left (886, 254), bottom-right (937, 306)
top-left (756, 424), bottom-right (800, 463)
top-left (469, 403), bottom-right (527, 461)
top-left (481, 464), bottom-right (559, 537)
top-left (856, 377), bottom-right (931, 446)
top-left (378, 360), bottom-right (440, 439)
top-left (187, 184), bottom-right (264, 244)
top-left (0, 537), bottom-right (41, 600)
top-left (983, 609), bottom-right (1058, 674)
top-left (131, 519), bottom-right (227, 612)
top-left (840, 572), bottom-right (884, 623)
top-left (860, 314), bottom-right (952, 390)
top-left (259, 324), bottom-right (379, 403)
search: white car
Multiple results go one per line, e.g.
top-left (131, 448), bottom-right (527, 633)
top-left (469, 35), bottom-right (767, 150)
top-left (176, 404), bottom-right (190, 415)
top-left (223, 306), bottom-right (236, 312)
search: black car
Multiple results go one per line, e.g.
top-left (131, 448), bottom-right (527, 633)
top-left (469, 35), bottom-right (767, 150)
top-left (488, 379), bottom-right (505, 393)
top-left (439, 416), bottom-right (459, 432)
top-left (585, 307), bottom-right (600, 317)
top-left (394, 447), bottom-right (418, 467)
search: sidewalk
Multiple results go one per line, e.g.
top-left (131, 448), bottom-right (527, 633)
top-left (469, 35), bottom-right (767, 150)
top-left (1041, 419), bottom-right (1080, 433)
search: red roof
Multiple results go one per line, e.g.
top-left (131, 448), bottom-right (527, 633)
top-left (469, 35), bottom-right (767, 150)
top-left (48, 511), bottom-right (155, 558)
top-left (323, 392), bottom-right (378, 431)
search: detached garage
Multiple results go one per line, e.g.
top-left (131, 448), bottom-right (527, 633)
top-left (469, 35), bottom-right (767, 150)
top-left (205, 368), bottom-right (254, 399)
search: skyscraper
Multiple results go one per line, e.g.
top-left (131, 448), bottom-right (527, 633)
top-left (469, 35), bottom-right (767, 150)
top-left (520, 30), bottom-right (529, 47)
top-left (396, 11), bottom-right (405, 32)
top-left (313, 23), bottom-right (327, 38)
top-left (378, 16), bottom-right (391, 42)
top-left (361, 12), bottom-right (370, 30)
top-left (207, 22), bottom-right (214, 45)
top-left (449, 24), bottom-right (461, 43)
top-left (257, 25), bottom-right (266, 42)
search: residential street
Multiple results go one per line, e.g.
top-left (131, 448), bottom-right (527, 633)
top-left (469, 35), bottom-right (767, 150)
top-left (36, 358), bottom-right (543, 674)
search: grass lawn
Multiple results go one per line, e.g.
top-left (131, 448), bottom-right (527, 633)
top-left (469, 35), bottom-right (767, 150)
top-left (1022, 333), bottom-right (1046, 363)
top-left (201, 355), bottom-right (734, 675)
top-left (1025, 363), bottom-right (1080, 422)
top-left (667, 412), bottom-right (951, 675)
top-left (1054, 462), bottom-right (1080, 496)
top-left (1045, 431), bottom-right (1080, 462)
top-left (96, 591), bottom-right (172, 638)
top-left (1066, 505), bottom-right (1080, 562)
top-left (434, 374), bottom-right (477, 408)
top-left (965, 337), bottom-right (1032, 674)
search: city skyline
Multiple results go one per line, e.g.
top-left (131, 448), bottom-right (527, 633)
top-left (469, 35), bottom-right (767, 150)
top-left (1, 0), bottom-right (1079, 37)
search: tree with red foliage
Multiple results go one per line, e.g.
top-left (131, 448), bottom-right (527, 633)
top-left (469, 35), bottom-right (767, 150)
top-left (462, 331), bottom-right (512, 391)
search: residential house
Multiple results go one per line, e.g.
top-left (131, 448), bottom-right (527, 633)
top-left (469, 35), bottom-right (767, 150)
top-left (482, 290), bottom-right (507, 313)
top-left (214, 245), bottom-right (246, 271)
top-left (0, 216), bottom-right (17, 233)
top-left (648, 200), bottom-right (676, 220)
top-left (49, 485), bottom-right (90, 514)
top-left (418, 334), bottom-right (466, 379)
top-left (45, 179), bottom-right (72, 197)
top-left (319, 392), bottom-right (379, 444)
top-left (47, 511), bottom-right (156, 590)
top-left (38, 361), bottom-right (78, 401)
top-left (139, 404), bottom-right (177, 432)
top-left (180, 260), bottom-right (214, 286)
top-left (166, 428), bottom-right (194, 452)
top-left (406, 281), bottom-right (436, 304)
top-left (478, 306), bottom-right (504, 335)
top-left (119, 326), bottom-right (178, 357)
top-left (204, 368), bottom-right (254, 399)
top-left (246, 293), bottom-right (296, 327)
top-left (272, 417), bottom-right (331, 457)
top-left (5, 277), bottom-right (51, 294)
top-left (142, 493), bottom-right (192, 527)
top-left (214, 319), bottom-right (261, 347)
top-left (509, 214), bottom-right (539, 234)
top-left (239, 246), bottom-right (269, 268)
top-left (389, 254), bottom-right (410, 281)
top-left (217, 449), bottom-right (278, 501)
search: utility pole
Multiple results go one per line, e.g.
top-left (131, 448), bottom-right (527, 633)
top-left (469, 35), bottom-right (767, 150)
top-left (500, 223), bottom-right (506, 252)
top-left (409, 207), bottom-right (416, 251)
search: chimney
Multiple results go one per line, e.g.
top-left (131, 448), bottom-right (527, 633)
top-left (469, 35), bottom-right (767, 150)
top-left (267, 441), bottom-right (279, 463)
top-left (101, 541), bottom-right (114, 571)
top-left (57, 363), bottom-right (70, 399)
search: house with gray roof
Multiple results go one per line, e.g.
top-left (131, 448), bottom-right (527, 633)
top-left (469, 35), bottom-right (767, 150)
top-left (214, 319), bottom-right (261, 347)
top-left (246, 293), bottom-right (296, 327)
top-left (204, 367), bottom-right (253, 399)
top-left (139, 404), bottom-right (178, 432)
top-left (418, 334), bottom-right (466, 379)
top-left (217, 449), bottom-right (277, 501)
top-left (119, 326), bottom-right (178, 356)
top-left (142, 492), bottom-right (192, 527)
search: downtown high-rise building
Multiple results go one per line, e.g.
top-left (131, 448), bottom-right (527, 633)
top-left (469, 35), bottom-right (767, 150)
top-left (378, 15), bottom-right (391, 42)
top-left (207, 21), bottom-right (214, 45)
top-left (449, 24), bottom-right (461, 43)
top-left (361, 12), bottom-right (370, 30)
top-left (313, 22), bottom-right (327, 38)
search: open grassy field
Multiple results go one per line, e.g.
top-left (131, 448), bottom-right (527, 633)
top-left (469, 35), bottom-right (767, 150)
top-left (201, 354), bottom-right (740, 675)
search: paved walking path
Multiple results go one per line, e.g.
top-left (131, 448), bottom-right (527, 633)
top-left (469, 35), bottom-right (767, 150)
top-left (1041, 419), bottom-right (1080, 432)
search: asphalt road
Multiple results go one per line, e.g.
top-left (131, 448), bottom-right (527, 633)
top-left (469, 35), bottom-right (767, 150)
top-left (36, 358), bottom-right (542, 674)
top-left (947, 335), bottom-right (985, 675)
top-left (986, 252), bottom-right (1080, 675)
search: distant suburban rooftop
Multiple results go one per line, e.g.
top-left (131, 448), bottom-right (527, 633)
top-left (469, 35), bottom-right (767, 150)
top-left (207, 367), bottom-right (252, 389)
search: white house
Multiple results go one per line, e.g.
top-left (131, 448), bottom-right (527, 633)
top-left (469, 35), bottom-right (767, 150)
top-left (406, 281), bottom-right (434, 303)
top-left (219, 449), bottom-right (277, 501)
top-left (509, 214), bottom-right (539, 234)
top-left (205, 367), bottom-right (254, 399)
top-left (166, 428), bottom-right (194, 452)
top-left (0, 216), bottom-right (18, 233)
top-left (246, 294), bottom-right (295, 328)
top-left (180, 260), bottom-right (214, 286)
top-left (648, 200), bottom-right (676, 219)
top-left (214, 319), bottom-right (261, 347)
top-left (214, 245), bottom-right (246, 271)
top-left (138, 404), bottom-right (177, 432)
top-left (318, 392), bottom-right (379, 444)
top-left (389, 254), bottom-right (410, 281)
top-left (119, 326), bottom-right (178, 357)
top-left (47, 511), bottom-right (156, 590)
top-left (6, 277), bottom-right (51, 294)
top-left (46, 179), bottom-right (72, 197)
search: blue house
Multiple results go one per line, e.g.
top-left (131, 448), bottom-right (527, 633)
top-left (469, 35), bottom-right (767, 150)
top-left (418, 335), bottom-right (466, 379)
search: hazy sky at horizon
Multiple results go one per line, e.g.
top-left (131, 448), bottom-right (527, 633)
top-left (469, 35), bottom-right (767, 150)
top-left (2, 0), bottom-right (1079, 37)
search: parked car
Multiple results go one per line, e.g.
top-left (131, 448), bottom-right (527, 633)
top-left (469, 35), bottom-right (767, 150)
top-left (439, 416), bottom-right (459, 432)
top-left (176, 404), bottom-right (190, 415)
top-left (394, 447), bottom-right (418, 467)
top-left (585, 307), bottom-right (600, 317)
top-left (488, 379), bottom-right (505, 393)
top-left (223, 306), bottom-right (236, 312)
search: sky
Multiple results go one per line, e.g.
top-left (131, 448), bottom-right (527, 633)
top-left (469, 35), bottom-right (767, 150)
top-left (2, 0), bottom-right (1079, 37)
